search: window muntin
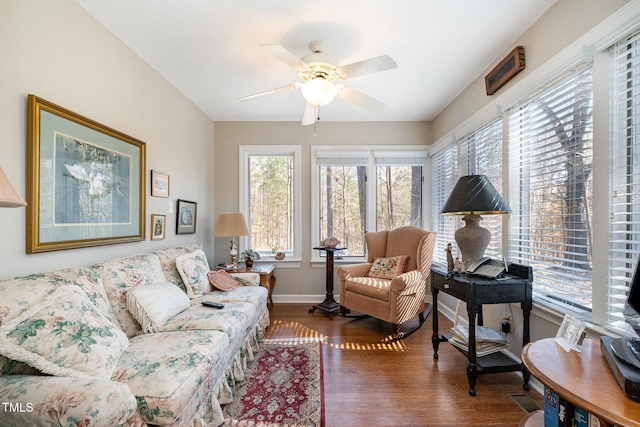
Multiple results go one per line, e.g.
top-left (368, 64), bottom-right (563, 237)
top-left (508, 67), bottom-right (594, 312)
top-left (312, 148), bottom-right (427, 261)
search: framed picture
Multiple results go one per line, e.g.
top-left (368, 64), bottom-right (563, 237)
top-left (176, 199), bottom-right (197, 234)
top-left (555, 314), bottom-right (586, 352)
top-left (151, 170), bottom-right (170, 197)
top-left (26, 95), bottom-right (146, 253)
top-left (485, 46), bottom-right (525, 95)
top-left (150, 214), bottom-right (166, 240)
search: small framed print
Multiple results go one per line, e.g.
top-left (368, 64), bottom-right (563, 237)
top-left (151, 214), bottom-right (166, 240)
top-left (151, 170), bottom-right (169, 197)
top-left (555, 314), bottom-right (586, 352)
top-left (176, 199), bottom-right (197, 234)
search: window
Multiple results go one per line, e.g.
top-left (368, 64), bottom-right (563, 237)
top-left (508, 67), bottom-right (594, 312)
top-left (312, 147), bottom-right (428, 261)
top-left (239, 145), bottom-right (301, 261)
top-left (608, 31), bottom-right (640, 332)
top-left (430, 119), bottom-right (503, 265)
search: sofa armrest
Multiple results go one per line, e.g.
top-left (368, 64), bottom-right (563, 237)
top-left (229, 272), bottom-right (260, 286)
top-left (0, 375), bottom-right (138, 427)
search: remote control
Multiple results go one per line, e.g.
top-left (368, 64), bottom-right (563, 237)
top-left (202, 301), bottom-right (224, 309)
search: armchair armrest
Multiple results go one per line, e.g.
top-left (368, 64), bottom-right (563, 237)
top-left (0, 375), bottom-right (137, 427)
top-left (390, 270), bottom-right (425, 295)
top-left (337, 263), bottom-right (372, 281)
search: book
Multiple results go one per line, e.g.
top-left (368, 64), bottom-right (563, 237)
top-left (544, 387), bottom-right (560, 427)
top-left (574, 406), bottom-right (603, 427)
top-left (558, 396), bottom-right (574, 427)
top-left (451, 325), bottom-right (509, 344)
top-left (448, 337), bottom-right (508, 357)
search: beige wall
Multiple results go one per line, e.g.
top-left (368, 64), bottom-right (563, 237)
top-left (0, 0), bottom-right (216, 279)
top-left (214, 121), bottom-right (430, 299)
top-left (432, 0), bottom-right (630, 141)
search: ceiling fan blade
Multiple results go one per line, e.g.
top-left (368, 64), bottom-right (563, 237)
top-left (260, 44), bottom-right (311, 72)
top-left (237, 83), bottom-right (300, 102)
top-left (335, 55), bottom-right (398, 80)
top-left (337, 85), bottom-right (388, 114)
top-left (302, 102), bottom-right (316, 126)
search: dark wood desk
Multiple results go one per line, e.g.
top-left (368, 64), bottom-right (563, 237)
top-left (522, 338), bottom-right (640, 427)
top-left (431, 264), bottom-right (533, 396)
top-left (309, 247), bottom-right (345, 318)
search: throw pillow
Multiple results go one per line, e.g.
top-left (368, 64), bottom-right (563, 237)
top-left (176, 249), bottom-right (212, 298)
top-left (0, 286), bottom-right (129, 379)
top-left (207, 270), bottom-right (242, 291)
top-left (126, 282), bottom-right (191, 333)
top-left (368, 255), bottom-right (410, 279)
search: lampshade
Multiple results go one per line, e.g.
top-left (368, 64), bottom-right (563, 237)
top-left (440, 175), bottom-right (511, 216)
top-left (0, 166), bottom-right (26, 208)
top-left (301, 77), bottom-right (338, 106)
top-left (440, 175), bottom-right (509, 267)
top-left (214, 212), bottom-right (249, 237)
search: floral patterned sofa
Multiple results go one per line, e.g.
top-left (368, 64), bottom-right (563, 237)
top-left (0, 244), bottom-right (269, 427)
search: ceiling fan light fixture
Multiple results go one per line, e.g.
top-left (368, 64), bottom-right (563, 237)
top-left (301, 76), bottom-right (337, 106)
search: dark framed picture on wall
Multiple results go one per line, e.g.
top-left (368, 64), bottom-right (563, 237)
top-left (151, 170), bottom-right (169, 197)
top-left (151, 214), bottom-right (166, 240)
top-left (26, 94), bottom-right (146, 253)
top-left (176, 199), bottom-right (197, 234)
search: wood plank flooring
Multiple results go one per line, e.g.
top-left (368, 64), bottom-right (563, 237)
top-left (264, 303), bottom-right (544, 427)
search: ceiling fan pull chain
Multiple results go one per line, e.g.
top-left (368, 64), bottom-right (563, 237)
top-left (314, 105), bottom-right (319, 136)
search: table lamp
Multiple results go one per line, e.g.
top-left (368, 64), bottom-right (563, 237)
top-left (440, 175), bottom-right (510, 268)
top-left (0, 166), bottom-right (26, 207)
top-left (214, 212), bottom-right (249, 271)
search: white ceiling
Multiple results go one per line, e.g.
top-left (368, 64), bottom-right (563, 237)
top-left (76, 0), bottom-right (557, 123)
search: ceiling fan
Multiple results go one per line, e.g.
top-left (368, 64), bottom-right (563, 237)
top-left (237, 40), bottom-right (398, 125)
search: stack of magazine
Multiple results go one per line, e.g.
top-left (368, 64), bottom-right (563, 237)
top-left (449, 325), bottom-right (509, 357)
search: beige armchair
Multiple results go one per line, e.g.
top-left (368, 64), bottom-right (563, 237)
top-left (337, 226), bottom-right (437, 338)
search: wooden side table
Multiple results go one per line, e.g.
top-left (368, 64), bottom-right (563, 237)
top-left (309, 247), bottom-right (346, 318)
top-left (235, 263), bottom-right (276, 306)
top-left (522, 338), bottom-right (640, 427)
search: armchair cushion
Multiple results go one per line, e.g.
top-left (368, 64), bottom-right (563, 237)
top-left (344, 277), bottom-right (391, 302)
top-left (368, 255), bottom-right (409, 279)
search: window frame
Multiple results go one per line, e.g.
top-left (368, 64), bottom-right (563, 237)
top-left (311, 146), bottom-right (430, 263)
top-left (239, 145), bottom-right (302, 264)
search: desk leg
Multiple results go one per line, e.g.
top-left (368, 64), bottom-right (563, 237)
top-left (268, 274), bottom-right (276, 307)
top-left (521, 304), bottom-right (531, 391)
top-left (432, 287), bottom-right (441, 359)
top-left (467, 305), bottom-right (478, 396)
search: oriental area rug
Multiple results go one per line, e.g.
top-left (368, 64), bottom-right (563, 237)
top-left (221, 340), bottom-right (325, 427)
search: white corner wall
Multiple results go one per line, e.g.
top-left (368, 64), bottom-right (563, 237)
top-left (0, 0), bottom-right (216, 279)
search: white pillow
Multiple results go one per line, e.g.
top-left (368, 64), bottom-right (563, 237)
top-left (126, 282), bottom-right (190, 333)
top-left (175, 249), bottom-right (212, 298)
top-left (0, 286), bottom-right (129, 379)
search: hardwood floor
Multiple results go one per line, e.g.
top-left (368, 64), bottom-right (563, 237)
top-left (264, 303), bottom-right (543, 427)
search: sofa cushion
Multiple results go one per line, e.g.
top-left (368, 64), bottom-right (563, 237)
top-left (94, 253), bottom-right (166, 338)
top-left (111, 329), bottom-right (228, 426)
top-left (0, 286), bottom-right (129, 379)
top-left (176, 249), bottom-right (212, 298)
top-left (368, 255), bottom-right (409, 279)
top-left (157, 300), bottom-right (259, 340)
top-left (126, 282), bottom-right (191, 333)
top-left (207, 270), bottom-right (242, 292)
top-left (154, 244), bottom-right (204, 292)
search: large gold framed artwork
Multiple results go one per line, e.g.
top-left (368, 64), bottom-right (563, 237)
top-left (27, 95), bottom-right (146, 253)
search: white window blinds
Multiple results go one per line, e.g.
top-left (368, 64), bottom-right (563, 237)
top-left (508, 67), bottom-right (594, 312)
top-left (431, 145), bottom-right (459, 264)
top-left (608, 31), bottom-right (640, 332)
